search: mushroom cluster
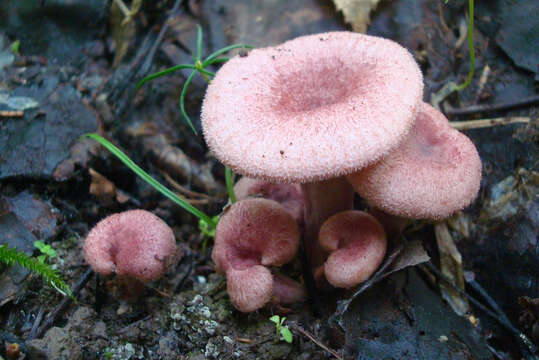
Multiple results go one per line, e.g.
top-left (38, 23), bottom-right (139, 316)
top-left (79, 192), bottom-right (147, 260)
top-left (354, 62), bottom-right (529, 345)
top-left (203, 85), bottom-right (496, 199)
top-left (202, 32), bottom-right (482, 311)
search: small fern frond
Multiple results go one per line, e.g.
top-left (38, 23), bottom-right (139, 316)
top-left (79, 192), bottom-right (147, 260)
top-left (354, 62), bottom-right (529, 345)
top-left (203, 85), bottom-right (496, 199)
top-left (0, 244), bottom-right (74, 299)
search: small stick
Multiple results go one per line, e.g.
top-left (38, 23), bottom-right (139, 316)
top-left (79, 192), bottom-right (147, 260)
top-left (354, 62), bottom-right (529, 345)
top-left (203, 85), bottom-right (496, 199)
top-left (27, 306), bottom-right (45, 340)
top-left (445, 95), bottom-right (539, 116)
top-left (450, 117), bottom-right (530, 130)
top-left (117, 315), bottom-right (151, 334)
top-left (30, 268), bottom-right (94, 340)
top-left (0, 110), bottom-right (24, 117)
top-left (161, 171), bottom-right (216, 200)
top-left (291, 323), bottom-right (343, 360)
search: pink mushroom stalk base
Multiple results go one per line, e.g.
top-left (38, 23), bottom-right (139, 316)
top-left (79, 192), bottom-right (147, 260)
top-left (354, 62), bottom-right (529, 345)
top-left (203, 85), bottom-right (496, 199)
top-left (302, 177), bottom-right (355, 268)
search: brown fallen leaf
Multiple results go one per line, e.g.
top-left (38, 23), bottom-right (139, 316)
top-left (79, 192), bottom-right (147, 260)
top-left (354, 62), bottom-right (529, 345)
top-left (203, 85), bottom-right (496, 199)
top-left (435, 222), bottom-right (470, 316)
top-left (332, 0), bottom-right (381, 33)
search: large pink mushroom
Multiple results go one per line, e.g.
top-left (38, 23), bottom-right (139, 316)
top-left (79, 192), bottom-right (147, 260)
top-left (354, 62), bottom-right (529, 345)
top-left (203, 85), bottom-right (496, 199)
top-left (347, 102), bottom-right (482, 220)
top-left (234, 177), bottom-right (305, 224)
top-left (318, 211), bottom-right (387, 288)
top-left (83, 210), bottom-right (178, 295)
top-left (212, 198), bottom-right (300, 312)
top-left (202, 32), bottom-right (423, 267)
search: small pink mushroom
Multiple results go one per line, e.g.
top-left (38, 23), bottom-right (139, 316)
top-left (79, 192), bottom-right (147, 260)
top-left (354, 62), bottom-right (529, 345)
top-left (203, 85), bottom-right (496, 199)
top-left (319, 211), bottom-right (387, 288)
top-left (234, 177), bottom-right (305, 224)
top-left (212, 198), bottom-right (300, 312)
top-left (347, 102), bottom-right (482, 219)
top-left (83, 210), bottom-right (178, 288)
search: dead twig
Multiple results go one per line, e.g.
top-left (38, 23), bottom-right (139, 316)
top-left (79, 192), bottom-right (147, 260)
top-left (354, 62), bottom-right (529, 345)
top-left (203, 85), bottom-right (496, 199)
top-left (161, 171), bottom-right (216, 201)
top-left (0, 110), bottom-right (24, 117)
top-left (117, 315), bottom-right (152, 334)
top-left (450, 117), bottom-right (530, 130)
top-left (290, 323), bottom-right (343, 360)
top-left (29, 268), bottom-right (94, 340)
top-left (27, 306), bottom-right (45, 340)
top-left (445, 95), bottom-right (539, 116)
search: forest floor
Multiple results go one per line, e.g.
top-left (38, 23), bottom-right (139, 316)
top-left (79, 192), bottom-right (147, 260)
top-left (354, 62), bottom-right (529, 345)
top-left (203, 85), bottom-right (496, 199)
top-left (0, 0), bottom-right (537, 359)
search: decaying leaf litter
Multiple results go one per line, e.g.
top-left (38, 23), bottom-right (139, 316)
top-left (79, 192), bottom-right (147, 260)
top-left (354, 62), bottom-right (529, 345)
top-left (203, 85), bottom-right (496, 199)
top-left (0, 0), bottom-right (537, 359)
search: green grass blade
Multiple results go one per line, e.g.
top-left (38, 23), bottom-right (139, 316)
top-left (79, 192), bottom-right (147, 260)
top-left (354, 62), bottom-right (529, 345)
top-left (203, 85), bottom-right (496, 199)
top-left (84, 134), bottom-right (216, 227)
top-left (198, 68), bottom-right (216, 77)
top-left (136, 64), bottom-right (197, 89)
top-left (225, 167), bottom-right (236, 203)
top-left (180, 70), bottom-right (199, 134)
top-left (203, 44), bottom-right (253, 65)
top-left (204, 57), bottom-right (229, 66)
top-left (196, 25), bottom-right (204, 61)
top-left (455, 0), bottom-right (475, 91)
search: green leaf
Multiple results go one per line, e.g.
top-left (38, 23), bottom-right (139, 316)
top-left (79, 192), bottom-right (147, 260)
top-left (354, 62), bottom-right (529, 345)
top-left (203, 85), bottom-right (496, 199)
top-left (84, 134), bottom-right (217, 228)
top-left (203, 44), bottom-right (254, 66)
top-left (196, 24), bottom-right (204, 61)
top-left (269, 315), bottom-right (280, 324)
top-left (136, 64), bottom-right (197, 89)
top-left (280, 327), bottom-right (293, 343)
top-left (225, 167), bottom-right (236, 203)
top-left (10, 40), bottom-right (20, 54)
top-left (179, 70), bottom-right (199, 134)
top-left (199, 216), bottom-right (219, 238)
top-left (34, 240), bottom-right (57, 257)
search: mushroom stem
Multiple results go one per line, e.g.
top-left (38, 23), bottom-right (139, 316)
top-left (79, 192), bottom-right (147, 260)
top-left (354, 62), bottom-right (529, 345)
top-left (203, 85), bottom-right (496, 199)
top-left (301, 177), bottom-right (354, 267)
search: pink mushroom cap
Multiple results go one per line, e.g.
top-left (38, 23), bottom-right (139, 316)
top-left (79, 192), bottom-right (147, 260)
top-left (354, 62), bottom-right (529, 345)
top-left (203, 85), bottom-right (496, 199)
top-left (234, 177), bottom-right (304, 224)
top-left (83, 210), bottom-right (177, 282)
top-left (212, 198), bottom-right (300, 312)
top-left (202, 32), bottom-right (423, 183)
top-left (319, 211), bottom-right (387, 288)
top-left (347, 102), bottom-right (482, 219)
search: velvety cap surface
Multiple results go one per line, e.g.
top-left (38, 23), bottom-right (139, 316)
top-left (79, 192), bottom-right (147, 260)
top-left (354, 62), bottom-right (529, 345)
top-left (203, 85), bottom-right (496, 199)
top-left (347, 103), bottom-right (482, 219)
top-left (212, 198), bottom-right (300, 272)
top-left (320, 211), bottom-right (387, 288)
top-left (234, 177), bottom-right (304, 223)
top-left (202, 32), bottom-right (423, 183)
top-left (83, 210), bottom-right (177, 281)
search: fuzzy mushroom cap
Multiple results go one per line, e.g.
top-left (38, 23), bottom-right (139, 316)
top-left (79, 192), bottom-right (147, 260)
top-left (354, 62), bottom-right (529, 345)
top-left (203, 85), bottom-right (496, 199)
top-left (212, 198), bottom-right (300, 273)
top-left (347, 103), bottom-right (482, 219)
top-left (234, 177), bottom-right (304, 223)
top-left (202, 32), bottom-right (423, 183)
top-left (319, 211), bottom-right (387, 288)
top-left (83, 210), bottom-right (177, 282)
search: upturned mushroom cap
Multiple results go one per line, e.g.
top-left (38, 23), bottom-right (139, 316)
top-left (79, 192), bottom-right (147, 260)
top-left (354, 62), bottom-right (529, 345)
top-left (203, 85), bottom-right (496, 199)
top-left (212, 198), bottom-right (300, 312)
top-left (202, 32), bottom-right (423, 183)
top-left (234, 177), bottom-right (304, 223)
top-left (83, 210), bottom-right (177, 282)
top-left (319, 211), bottom-right (387, 288)
top-left (212, 198), bottom-right (300, 273)
top-left (347, 103), bottom-right (482, 219)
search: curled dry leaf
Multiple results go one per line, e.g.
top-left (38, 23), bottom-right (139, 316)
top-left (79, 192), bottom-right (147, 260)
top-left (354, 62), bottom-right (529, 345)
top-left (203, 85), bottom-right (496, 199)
top-left (332, 0), bottom-right (381, 33)
top-left (435, 222), bottom-right (470, 316)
